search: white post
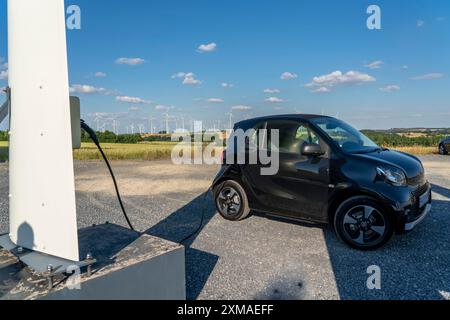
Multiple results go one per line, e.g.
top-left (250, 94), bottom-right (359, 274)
top-left (7, 0), bottom-right (80, 261)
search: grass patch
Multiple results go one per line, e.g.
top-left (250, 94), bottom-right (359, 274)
top-left (74, 142), bottom-right (178, 161)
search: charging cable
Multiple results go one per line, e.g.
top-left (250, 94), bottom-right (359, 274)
top-left (178, 188), bottom-right (211, 244)
top-left (80, 119), bottom-right (135, 231)
top-left (80, 119), bottom-right (214, 243)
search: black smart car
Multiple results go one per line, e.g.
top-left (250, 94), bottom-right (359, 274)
top-left (212, 115), bottom-right (432, 250)
top-left (439, 137), bottom-right (450, 155)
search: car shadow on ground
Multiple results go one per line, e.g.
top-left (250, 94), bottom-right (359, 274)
top-left (144, 192), bottom-right (219, 300)
top-left (323, 183), bottom-right (450, 300)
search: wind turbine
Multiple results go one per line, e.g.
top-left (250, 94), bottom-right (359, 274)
top-left (95, 117), bottom-right (100, 132)
top-left (149, 116), bottom-right (156, 134)
top-left (138, 124), bottom-right (145, 134)
top-left (226, 112), bottom-right (233, 130)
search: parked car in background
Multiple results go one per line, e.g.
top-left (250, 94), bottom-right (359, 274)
top-left (213, 115), bottom-right (432, 250)
top-left (439, 137), bottom-right (450, 155)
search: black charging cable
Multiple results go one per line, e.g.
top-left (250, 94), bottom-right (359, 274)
top-left (80, 119), bottom-right (135, 231)
top-left (80, 119), bottom-right (213, 243)
top-left (178, 188), bottom-right (211, 244)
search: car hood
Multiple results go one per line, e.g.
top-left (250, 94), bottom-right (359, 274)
top-left (353, 149), bottom-right (424, 179)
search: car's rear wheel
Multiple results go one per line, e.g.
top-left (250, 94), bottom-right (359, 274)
top-left (334, 196), bottom-right (394, 250)
top-left (214, 180), bottom-right (251, 221)
top-left (439, 144), bottom-right (448, 155)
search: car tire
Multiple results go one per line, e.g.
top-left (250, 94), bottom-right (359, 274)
top-left (334, 196), bottom-right (394, 251)
top-left (439, 144), bottom-right (448, 155)
top-left (214, 180), bottom-right (251, 221)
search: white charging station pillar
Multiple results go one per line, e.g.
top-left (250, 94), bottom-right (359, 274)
top-left (7, 0), bottom-right (79, 262)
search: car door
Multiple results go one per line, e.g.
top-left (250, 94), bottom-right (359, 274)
top-left (244, 120), bottom-right (331, 221)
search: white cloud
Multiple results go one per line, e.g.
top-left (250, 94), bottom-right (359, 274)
top-left (183, 76), bottom-right (202, 86)
top-left (197, 42), bottom-right (217, 53)
top-left (0, 57), bottom-right (7, 70)
top-left (95, 72), bottom-right (107, 77)
top-left (172, 72), bottom-right (202, 86)
top-left (364, 60), bottom-right (384, 70)
top-left (411, 73), bottom-right (445, 80)
top-left (128, 106), bottom-right (143, 111)
top-left (222, 82), bottom-right (234, 88)
top-left (281, 72), bottom-right (298, 80)
top-left (305, 70), bottom-right (376, 92)
top-left (265, 97), bottom-right (284, 103)
top-left (232, 105), bottom-right (253, 110)
top-left (401, 65), bottom-right (409, 70)
top-left (380, 85), bottom-right (401, 93)
top-left (70, 84), bottom-right (108, 94)
top-left (207, 98), bottom-right (224, 103)
top-left (312, 87), bottom-right (331, 94)
top-left (264, 88), bottom-right (280, 94)
top-left (115, 57), bottom-right (146, 66)
top-left (116, 96), bottom-right (152, 104)
top-left (155, 105), bottom-right (174, 111)
top-left (0, 70), bottom-right (8, 80)
top-left (0, 58), bottom-right (8, 80)
top-left (417, 20), bottom-right (425, 27)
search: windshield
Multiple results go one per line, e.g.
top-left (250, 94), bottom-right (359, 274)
top-left (311, 117), bottom-right (380, 154)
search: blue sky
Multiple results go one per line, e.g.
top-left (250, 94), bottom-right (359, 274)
top-left (1, 0), bottom-right (450, 132)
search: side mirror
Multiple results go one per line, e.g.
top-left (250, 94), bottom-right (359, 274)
top-left (302, 143), bottom-right (325, 157)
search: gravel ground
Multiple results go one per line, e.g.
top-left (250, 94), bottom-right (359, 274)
top-left (0, 155), bottom-right (449, 300)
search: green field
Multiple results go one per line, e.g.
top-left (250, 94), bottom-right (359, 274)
top-left (0, 140), bottom-right (439, 163)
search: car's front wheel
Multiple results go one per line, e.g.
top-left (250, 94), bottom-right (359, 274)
top-left (214, 180), bottom-right (251, 221)
top-left (334, 196), bottom-right (394, 250)
top-left (439, 144), bottom-right (448, 155)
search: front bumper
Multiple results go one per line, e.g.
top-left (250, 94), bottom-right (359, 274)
top-left (394, 183), bottom-right (432, 233)
top-left (404, 203), bottom-right (432, 231)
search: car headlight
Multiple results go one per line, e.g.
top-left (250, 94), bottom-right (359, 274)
top-left (376, 166), bottom-right (407, 186)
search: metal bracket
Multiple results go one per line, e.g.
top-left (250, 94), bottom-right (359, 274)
top-left (0, 234), bottom-right (97, 291)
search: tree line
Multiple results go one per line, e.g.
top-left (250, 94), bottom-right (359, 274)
top-left (363, 131), bottom-right (446, 147)
top-left (1, 130), bottom-right (447, 147)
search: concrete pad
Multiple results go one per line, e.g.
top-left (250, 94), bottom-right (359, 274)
top-left (0, 224), bottom-right (186, 300)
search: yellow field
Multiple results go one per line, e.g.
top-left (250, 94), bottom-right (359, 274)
top-left (74, 142), bottom-right (179, 161)
top-left (0, 141), bottom-right (439, 163)
top-left (388, 146), bottom-right (438, 155)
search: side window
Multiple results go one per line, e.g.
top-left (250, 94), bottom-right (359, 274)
top-left (267, 121), bottom-right (309, 154)
top-left (248, 122), bottom-right (266, 150)
top-left (267, 120), bottom-right (329, 156)
top-left (296, 126), bottom-right (320, 145)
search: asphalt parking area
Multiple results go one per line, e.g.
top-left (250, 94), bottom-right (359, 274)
top-left (0, 155), bottom-right (449, 300)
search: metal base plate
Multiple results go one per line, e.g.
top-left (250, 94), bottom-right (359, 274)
top-left (0, 234), bottom-right (91, 275)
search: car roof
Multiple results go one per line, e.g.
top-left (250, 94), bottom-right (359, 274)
top-left (234, 114), bottom-right (333, 129)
